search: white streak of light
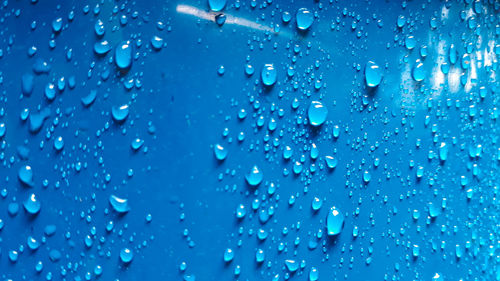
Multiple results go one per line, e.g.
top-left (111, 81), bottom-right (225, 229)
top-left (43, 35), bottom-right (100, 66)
top-left (176, 4), bottom-right (276, 34)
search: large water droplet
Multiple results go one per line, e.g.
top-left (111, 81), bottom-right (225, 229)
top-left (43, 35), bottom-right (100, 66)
top-left (208, 0), bottom-right (226, 11)
top-left (120, 248), bottom-right (133, 263)
top-left (309, 267), bottom-right (319, 281)
top-left (94, 40), bottom-right (111, 56)
top-left (21, 73), bottom-right (34, 96)
top-left (18, 165), bottom-right (34, 186)
top-left (94, 19), bottom-right (105, 36)
top-left (52, 18), bottom-right (62, 33)
top-left (311, 197), bottom-right (322, 211)
top-left (27, 236), bottom-right (40, 250)
top-left (109, 195), bottom-right (130, 214)
top-left (261, 64), bottom-right (277, 86)
top-left (44, 83), bottom-right (56, 101)
top-left (308, 101), bottom-right (328, 126)
top-left (439, 142), bottom-right (448, 161)
top-left (412, 61), bottom-right (425, 82)
top-left (0, 123), bottom-right (5, 138)
top-left (327, 206), bottom-right (344, 235)
top-left (112, 104), bottom-right (129, 122)
top-left (23, 193), bottom-right (41, 215)
top-left (224, 248), bottom-right (234, 263)
top-left (54, 136), bottom-right (64, 151)
top-left (255, 249), bottom-right (265, 263)
top-left (245, 165), bottom-right (263, 187)
top-left (214, 144), bottom-right (228, 161)
top-left (81, 90), bottom-right (97, 107)
top-left (285, 259), bottom-right (299, 272)
top-left (365, 61), bottom-right (382, 87)
top-left (115, 41), bottom-right (132, 70)
top-left (151, 36), bottom-right (164, 50)
top-left (296, 8), bottom-right (314, 30)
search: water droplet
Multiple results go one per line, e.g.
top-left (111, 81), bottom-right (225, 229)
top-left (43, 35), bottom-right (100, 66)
top-left (94, 40), bottom-right (111, 56)
top-left (8, 250), bottom-right (18, 263)
top-left (428, 202), bottom-right (441, 218)
top-left (81, 90), bottom-right (97, 107)
top-left (236, 204), bottom-right (246, 219)
top-left (255, 249), bottom-right (265, 263)
top-left (94, 19), bottom-right (105, 36)
top-left (0, 123), bottom-right (5, 138)
top-left (120, 248), bottom-right (133, 263)
top-left (285, 259), bottom-right (299, 272)
top-left (151, 36), bottom-right (164, 50)
top-left (23, 193), bottom-right (41, 215)
top-left (405, 35), bottom-right (416, 50)
top-left (54, 136), bottom-right (64, 151)
top-left (214, 144), bottom-right (228, 161)
top-left (311, 197), bottom-right (322, 211)
top-left (308, 101), bottom-right (328, 126)
top-left (44, 82), bottom-right (56, 101)
top-left (27, 236), bottom-right (40, 250)
top-left (412, 61), bottom-right (425, 82)
top-left (439, 142), bottom-right (448, 161)
top-left (365, 61), bottom-right (382, 87)
top-left (208, 0), bottom-right (226, 11)
top-left (224, 248), bottom-right (234, 262)
top-left (131, 138), bottom-right (144, 151)
top-left (18, 165), bottom-right (34, 186)
top-left (245, 165), bottom-right (263, 187)
top-left (309, 267), bottom-right (319, 281)
top-left (432, 273), bottom-right (443, 281)
top-left (111, 104), bottom-right (129, 122)
top-left (363, 171), bottom-right (371, 183)
top-left (22, 73), bottom-right (34, 96)
top-left (52, 18), bottom-right (62, 33)
top-left (296, 8), bottom-right (314, 30)
top-left (109, 195), bottom-right (130, 214)
top-left (115, 41), bottom-right (132, 70)
top-left (261, 64), bottom-right (277, 86)
top-left (327, 206), bottom-right (344, 235)
top-left (49, 249), bottom-right (61, 262)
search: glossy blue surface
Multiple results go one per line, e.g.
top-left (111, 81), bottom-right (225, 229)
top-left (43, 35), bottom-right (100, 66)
top-left (0, 0), bottom-right (499, 280)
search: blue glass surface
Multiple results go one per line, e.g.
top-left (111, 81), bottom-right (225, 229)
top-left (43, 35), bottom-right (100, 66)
top-left (0, 0), bottom-right (499, 280)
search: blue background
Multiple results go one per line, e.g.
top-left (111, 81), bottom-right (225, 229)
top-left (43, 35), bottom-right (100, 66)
top-left (0, 0), bottom-right (498, 280)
